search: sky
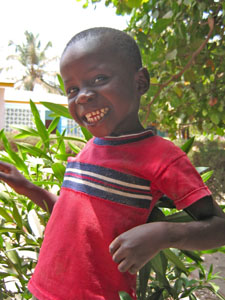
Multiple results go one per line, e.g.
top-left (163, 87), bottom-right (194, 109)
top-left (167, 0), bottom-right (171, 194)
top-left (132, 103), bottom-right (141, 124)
top-left (0, 0), bottom-right (130, 78)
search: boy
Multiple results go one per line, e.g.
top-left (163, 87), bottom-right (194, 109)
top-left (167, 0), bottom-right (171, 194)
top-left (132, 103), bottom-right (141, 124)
top-left (0, 27), bottom-right (225, 300)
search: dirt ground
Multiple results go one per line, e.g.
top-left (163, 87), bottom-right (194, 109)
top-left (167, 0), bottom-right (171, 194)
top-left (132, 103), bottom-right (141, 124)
top-left (193, 252), bottom-right (225, 300)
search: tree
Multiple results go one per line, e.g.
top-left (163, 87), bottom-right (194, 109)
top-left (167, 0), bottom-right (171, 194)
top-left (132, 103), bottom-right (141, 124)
top-left (7, 31), bottom-right (60, 93)
top-left (80, 0), bottom-right (225, 137)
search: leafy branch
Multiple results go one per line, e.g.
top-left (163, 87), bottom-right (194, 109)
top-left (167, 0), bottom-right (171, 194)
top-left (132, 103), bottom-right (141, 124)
top-left (143, 17), bottom-right (215, 125)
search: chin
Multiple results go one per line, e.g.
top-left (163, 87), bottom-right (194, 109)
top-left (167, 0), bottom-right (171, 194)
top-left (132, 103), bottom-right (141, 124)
top-left (87, 127), bottom-right (113, 138)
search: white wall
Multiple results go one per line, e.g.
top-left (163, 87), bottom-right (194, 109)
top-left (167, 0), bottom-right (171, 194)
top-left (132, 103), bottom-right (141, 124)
top-left (0, 88), bottom-right (5, 130)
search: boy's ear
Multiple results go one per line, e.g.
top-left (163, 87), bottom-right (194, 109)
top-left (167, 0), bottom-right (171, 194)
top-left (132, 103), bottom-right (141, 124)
top-left (135, 67), bottom-right (150, 95)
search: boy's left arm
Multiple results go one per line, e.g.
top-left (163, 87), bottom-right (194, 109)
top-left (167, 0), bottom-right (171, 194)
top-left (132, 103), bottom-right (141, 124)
top-left (109, 196), bottom-right (225, 274)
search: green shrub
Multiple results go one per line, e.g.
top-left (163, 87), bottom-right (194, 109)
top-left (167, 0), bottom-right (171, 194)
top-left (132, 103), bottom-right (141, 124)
top-left (190, 140), bottom-right (225, 203)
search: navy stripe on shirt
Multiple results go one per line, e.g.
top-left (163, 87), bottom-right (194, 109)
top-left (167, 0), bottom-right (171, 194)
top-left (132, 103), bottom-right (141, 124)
top-left (62, 161), bottom-right (152, 209)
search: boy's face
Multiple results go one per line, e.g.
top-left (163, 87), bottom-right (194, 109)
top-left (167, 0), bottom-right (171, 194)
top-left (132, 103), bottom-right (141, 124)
top-left (60, 35), bottom-right (148, 137)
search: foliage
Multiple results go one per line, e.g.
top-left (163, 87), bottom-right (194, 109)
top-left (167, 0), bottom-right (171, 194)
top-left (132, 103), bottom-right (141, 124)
top-left (0, 101), bottom-right (87, 299)
top-left (0, 101), bottom-right (224, 299)
top-left (6, 31), bottom-right (60, 93)
top-left (190, 139), bottom-right (225, 202)
top-left (80, 0), bottom-right (225, 138)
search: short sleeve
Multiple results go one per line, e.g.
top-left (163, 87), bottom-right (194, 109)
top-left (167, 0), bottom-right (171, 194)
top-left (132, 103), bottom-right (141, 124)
top-left (151, 154), bottom-right (211, 210)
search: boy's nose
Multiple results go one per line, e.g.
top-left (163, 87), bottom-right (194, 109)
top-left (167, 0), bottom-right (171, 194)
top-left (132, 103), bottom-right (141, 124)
top-left (76, 90), bottom-right (96, 104)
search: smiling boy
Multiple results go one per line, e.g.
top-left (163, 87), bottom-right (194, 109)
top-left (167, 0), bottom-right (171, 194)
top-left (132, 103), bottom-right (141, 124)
top-left (61, 29), bottom-right (148, 137)
top-left (0, 27), bottom-right (225, 300)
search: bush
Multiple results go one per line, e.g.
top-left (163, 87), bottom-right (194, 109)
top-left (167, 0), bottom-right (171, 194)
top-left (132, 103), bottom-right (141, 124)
top-left (190, 140), bottom-right (225, 203)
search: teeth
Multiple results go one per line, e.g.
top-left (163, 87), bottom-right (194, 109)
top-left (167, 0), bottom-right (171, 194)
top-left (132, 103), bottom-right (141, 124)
top-left (85, 107), bottom-right (109, 123)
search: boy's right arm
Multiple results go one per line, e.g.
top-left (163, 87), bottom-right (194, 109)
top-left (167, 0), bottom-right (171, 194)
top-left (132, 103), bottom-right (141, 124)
top-left (0, 161), bottom-right (57, 213)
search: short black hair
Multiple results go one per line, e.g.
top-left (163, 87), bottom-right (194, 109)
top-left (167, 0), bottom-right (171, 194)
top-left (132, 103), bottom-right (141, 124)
top-left (62, 27), bottom-right (142, 70)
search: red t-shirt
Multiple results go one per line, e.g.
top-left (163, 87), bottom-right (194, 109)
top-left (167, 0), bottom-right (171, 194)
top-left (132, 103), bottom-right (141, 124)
top-left (28, 130), bottom-right (211, 300)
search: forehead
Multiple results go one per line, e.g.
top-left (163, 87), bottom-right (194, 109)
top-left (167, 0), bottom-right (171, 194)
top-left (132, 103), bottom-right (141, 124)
top-left (61, 36), bottom-right (117, 67)
top-left (60, 35), bottom-right (136, 77)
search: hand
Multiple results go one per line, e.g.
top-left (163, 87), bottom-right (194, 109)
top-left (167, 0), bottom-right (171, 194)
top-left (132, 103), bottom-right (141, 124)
top-left (0, 161), bottom-right (30, 195)
top-left (109, 222), bottom-right (167, 274)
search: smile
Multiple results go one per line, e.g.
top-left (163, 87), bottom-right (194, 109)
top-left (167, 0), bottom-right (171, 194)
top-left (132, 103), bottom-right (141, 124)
top-left (84, 107), bottom-right (109, 123)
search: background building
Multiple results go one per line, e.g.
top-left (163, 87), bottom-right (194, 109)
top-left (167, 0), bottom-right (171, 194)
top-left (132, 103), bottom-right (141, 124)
top-left (0, 81), bottom-right (82, 137)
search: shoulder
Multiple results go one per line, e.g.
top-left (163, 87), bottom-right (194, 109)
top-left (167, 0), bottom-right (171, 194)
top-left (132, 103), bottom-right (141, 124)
top-left (144, 136), bottom-right (186, 166)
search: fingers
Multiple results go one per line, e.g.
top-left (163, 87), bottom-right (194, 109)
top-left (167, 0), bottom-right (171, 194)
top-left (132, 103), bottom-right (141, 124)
top-left (0, 161), bottom-right (12, 174)
top-left (0, 172), bottom-right (9, 180)
top-left (109, 237), bottom-right (139, 274)
top-left (117, 258), bottom-right (134, 273)
top-left (110, 239), bottom-right (124, 265)
top-left (109, 237), bottom-right (121, 255)
top-left (116, 257), bottom-right (139, 274)
top-left (128, 265), bottom-right (139, 275)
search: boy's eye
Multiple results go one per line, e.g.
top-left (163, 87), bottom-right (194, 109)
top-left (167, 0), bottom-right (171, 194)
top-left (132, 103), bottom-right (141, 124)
top-left (93, 75), bottom-right (107, 85)
top-left (67, 87), bottom-right (79, 98)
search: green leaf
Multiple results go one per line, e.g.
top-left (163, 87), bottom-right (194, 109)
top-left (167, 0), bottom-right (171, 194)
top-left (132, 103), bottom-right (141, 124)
top-left (68, 142), bottom-right (82, 154)
top-left (139, 261), bottom-right (151, 297)
top-left (55, 153), bottom-right (72, 161)
top-left (208, 282), bottom-right (221, 294)
top-left (150, 77), bottom-right (158, 84)
top-left (148, 290), bottom-right (164, 300)
top-left (0, 129), bottom-right (11, 152)
top-left (0, 128), bottom-right (4, 139)
top-left (201, 170), bottom-right (213, 182)
top-left (57, 73), bottom-right (66, 95)
top-left (0, 227), bottom-right (22, 233)
top-left (5, 241), bottom-right (20, 265)
top-left (183, 69), bottom-right (196, 82)
top-left (0, 191), bottom-right (11, 203)
top-left (0, 207), bottom-right (14, 223)
top-left (119, 291), bottom-right (133, 300)
top-left (32, 180), bottom-right (61, 187)
top-left (153, 19), bottom-right (171, 34)
top-left (181, 250), bottom-right (203, 263)
top-left (12, 125), bottom-right (39, 138)
top-left (28, 209), bottom-right (44, 238)
top-left (47, 117), bottom-right (60, 134)
top-left (163, 10), bottom-right (173, 19)
top-left (150, 252), bottom-right (169, 286)
top-left (195, 167), bottom-right (209, 174)
top-left (210, 113), bottom-right (220, 125)
top-left (41, 101), bottom-right (73, 119)
top-left (81, 126), bottom-right (93, 141)
top-left (15, 142), bottom-right (52, 160)
top-left (149, 111), bottom-right (157, 122)
top-left (202, 109), bottom-right (208, 117)
top-left (12, 202), bottom-right (23, 229)
top-left (7, 150), bottom-right (29, 175)
top-left (207, 264), bottom-right (213, 281)
top-left (166, 49), bottom-right (177, 60)
top-left (174, 86), bottom-right (183, 98)
top-left (163, 248), bottom-right (188, 273)
top-left (184, 0), bottom-right (193, 5)
top-left (180, 137), bottom-right (195, 154)
top-left (124, 0), bottom-right (137, 8)
top-left (30, 100), bottom-right (50, 148)
top-left (52, 162), bottom-right (66, 182)
top-left (56, 129), bottom-right (66, 154)
top-left (174, 278), bottom-right (184, 294)
top-left (165, 211), bottom-right (193, 222)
